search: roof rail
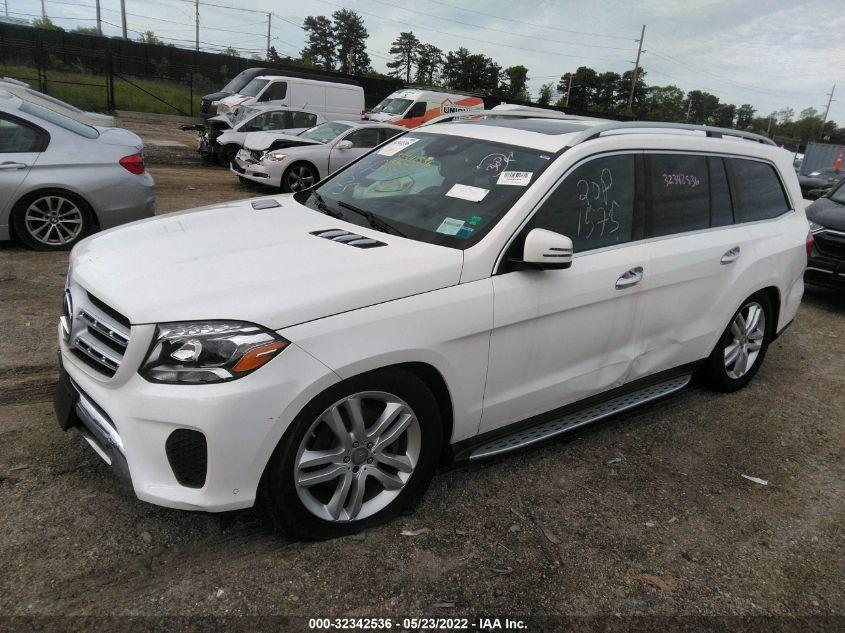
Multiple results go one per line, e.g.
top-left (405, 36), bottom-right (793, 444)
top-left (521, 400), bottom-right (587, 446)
top-left (563, 121), bottom-right (777, 147)
top-left (420, 109), bottom-right (603, 127)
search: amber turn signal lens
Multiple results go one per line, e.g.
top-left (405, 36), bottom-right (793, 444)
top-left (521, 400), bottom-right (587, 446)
top-left (232, 340), bottom-right (288, 373)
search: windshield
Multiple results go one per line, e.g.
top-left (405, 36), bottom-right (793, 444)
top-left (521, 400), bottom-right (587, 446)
top-left (220, 72), bottom-right (254, 93)
top-left (232, 106), bottom-right (260, 127)
top-left (19, 101), bottom-right (99, 138)
top-left (240, 78), bottom-right (269, 98)
top-left (300, 132), bottom-right (553, 248)
top-left (377, 98), bottom-right (413, 115)
top-left (300, 122), bottom-right (351, 143)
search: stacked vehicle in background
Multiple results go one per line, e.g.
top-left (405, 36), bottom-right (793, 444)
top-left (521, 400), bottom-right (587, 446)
top-left (232, 120), bottom-right (403, 192)
top-left (366, 87), bottom-right (484, 128)
top-left (806, 177), bottom-right (845, 290)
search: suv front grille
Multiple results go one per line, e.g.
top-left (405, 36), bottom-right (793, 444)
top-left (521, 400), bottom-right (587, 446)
top-left (68, 292), bottom-right (131, 378)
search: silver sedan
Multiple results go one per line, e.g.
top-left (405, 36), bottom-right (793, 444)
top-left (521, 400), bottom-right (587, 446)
top-left (0, 90), bottom-right (154, 250)
top-left (231, 121), bottom-right (404, 192)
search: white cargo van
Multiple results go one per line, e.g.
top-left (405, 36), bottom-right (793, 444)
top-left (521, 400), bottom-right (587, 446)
top-left (216, 75), bottom-right (364, 122)
top-left (366, 87), bottom-right (484, 128)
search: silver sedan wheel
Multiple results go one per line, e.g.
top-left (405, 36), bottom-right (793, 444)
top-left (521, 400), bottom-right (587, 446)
top-left (287, 165), bottom-right (315, 191)
top-left (24, 195), bottom-right (84, 246)
top-left (724, 301), bottom-right (766, 379)
top-left (295, 391), bottom-right (421, 523)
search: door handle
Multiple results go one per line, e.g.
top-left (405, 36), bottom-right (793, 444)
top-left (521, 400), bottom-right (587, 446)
top-left (0, 161), bottom-right (27, 170)
top-left (616, 266), bottom-right (644, 289)
top-left (720, 246), bottom-right (741, 264)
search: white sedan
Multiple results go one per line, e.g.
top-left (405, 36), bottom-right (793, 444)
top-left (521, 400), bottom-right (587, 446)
top-left (231, 121), bottom-right (404, 192)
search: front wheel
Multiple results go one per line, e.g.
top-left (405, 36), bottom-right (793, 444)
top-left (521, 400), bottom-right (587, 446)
top-left (259, 369), bottom-right (442, 539)
top-left (281, 163), bottom-right (318, 193)
top-left (701, 292), bottom-right (773, 392)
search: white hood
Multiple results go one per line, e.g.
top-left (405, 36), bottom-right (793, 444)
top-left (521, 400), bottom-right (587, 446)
top-left (366, 112), bottom-right (400, 123)
top-left (70, 196), bottom-right (463, 329)
top-left (243, 132), bottom-right (318, 151)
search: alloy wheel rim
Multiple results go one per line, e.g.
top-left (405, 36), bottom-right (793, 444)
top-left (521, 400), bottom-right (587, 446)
top-left (24, 196), bottom-right (83, 246)
top-left (294, 391), bottom-right (421, 522)
top-left (289, 166), bottom-right (314, 191)
top-left (724, 301), bottom-right (766, 379)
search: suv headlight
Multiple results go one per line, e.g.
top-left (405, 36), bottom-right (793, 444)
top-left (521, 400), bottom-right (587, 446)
top-left (262, 151), bottom-right (287, 162)
top-left (140, 321), bottom-right (288, 384)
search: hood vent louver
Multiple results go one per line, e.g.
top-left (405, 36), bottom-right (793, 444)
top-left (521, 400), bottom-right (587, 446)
top-left (310, 229), bottom-right (386, 249)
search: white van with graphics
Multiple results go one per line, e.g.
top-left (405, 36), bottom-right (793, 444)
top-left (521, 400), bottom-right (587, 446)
top-left (216, 75), bottom-right (364, 122)
top-left (366, 87), bottom-right (484, 128)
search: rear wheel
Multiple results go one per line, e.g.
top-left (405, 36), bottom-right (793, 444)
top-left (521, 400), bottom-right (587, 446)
top-left (281, 163), bottom-right (318, 193)
top-left (259, 369), bottom-right (442, 539)
top-left (12, 190), bottom-right (94, 251)
top-left (701, 292), bottom-right (773, 392)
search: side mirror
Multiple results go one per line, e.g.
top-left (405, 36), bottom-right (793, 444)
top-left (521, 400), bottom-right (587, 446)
top-left (336, 140), bottom-right (353, 150)
top-left (519, 228), bottom-right (573, 270)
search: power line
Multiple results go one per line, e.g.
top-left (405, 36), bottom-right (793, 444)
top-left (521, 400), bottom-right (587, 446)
top-left (308, 0), bottom-right (629, 65)
top-left (422, 0), bottom-right (637, 42)
top-left (366, 0), bottom-right (634, 52)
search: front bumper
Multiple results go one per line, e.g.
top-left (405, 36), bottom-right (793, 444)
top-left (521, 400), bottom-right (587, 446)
top-left (56, 320), bottom-right (340, 512)
top-left (806, 231), bottom-right (845, 290)
top-left (231, 150), bottom-right (279, 187)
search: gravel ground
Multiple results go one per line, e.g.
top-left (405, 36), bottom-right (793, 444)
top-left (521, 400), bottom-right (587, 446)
top-left (0, 115), bottom-right (843, 626)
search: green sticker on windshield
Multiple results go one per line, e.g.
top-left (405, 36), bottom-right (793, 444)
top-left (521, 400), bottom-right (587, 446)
top-left (467, 215), bottom-right (483, 226)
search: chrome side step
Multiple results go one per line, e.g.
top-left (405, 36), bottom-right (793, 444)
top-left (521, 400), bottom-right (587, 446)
top-left (469, 375), bottom-right (692, 461)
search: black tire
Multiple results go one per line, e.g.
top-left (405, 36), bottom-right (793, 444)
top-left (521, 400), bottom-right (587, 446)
top-left (237, 175), bottom-right (252, 186)
top-left (259, 368), bottom-right (442, 539)
top-left (280, 162), bottom-right (319, 193)
top-left (701, 291), bottom-right (774, 392)
top-left (12, 189), bottom-right (94, 251)
top-left (216, 143), bottom-right (240, 167)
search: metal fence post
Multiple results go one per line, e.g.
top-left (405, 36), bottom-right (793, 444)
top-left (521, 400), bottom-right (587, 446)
top-left (107, 53), bottom-right (115, 112)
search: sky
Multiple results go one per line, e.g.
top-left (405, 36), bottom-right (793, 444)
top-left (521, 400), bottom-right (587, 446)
top-left (8, 0), bottom-right (845, 125)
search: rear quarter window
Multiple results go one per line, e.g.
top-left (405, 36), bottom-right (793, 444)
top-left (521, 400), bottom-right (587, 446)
top-left (726, 158), bottom-right (790, 222)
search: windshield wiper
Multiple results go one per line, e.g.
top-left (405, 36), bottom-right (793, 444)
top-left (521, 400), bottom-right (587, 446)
top-left (336, 200), bottom-right (407, 238)
top-left (312, 192), bottom-right (343, 219)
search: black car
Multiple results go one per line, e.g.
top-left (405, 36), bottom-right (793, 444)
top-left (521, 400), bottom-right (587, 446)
top-left (798, 167), bottom-right (844, 198)
top-left (805, 179), bottom-right (845, 290)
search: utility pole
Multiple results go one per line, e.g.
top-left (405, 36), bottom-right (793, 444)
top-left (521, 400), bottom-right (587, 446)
top-left (4, 1), bottom-right (9, 18)
top-left (766, 115), bottom-right (774, 137)
top-left (195, 0), bottom-right (200, 52)
top-left (119, 0), bottom-right (127, 39)
top-left (627, 24), bottom-right (645, 112)
top-left (95, 0), bottom-right (102, 36)
top-left (266, 13), bottom-right (272, 60)
top-left (820, 84), bottom-right (836, 138)
top-left (41, 0), bottom-right (46, 18)
top-left (565, 73), bottom-right (573, 108)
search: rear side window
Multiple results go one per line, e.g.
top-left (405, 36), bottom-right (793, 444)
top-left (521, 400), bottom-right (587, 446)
top-left (530, 154), bottom-right (635, 252)
top-left (290, 111), bottom-right (317, 128)
top-left (645, 154), bottom-right (710, 237)
top-left (726, 158), bottom-right (790, 222)
top-left (0, 115), bottom-right (45, 152)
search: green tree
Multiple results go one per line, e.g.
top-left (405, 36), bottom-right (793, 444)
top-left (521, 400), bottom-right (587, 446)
top-left (414, 43), bottom-right (442, 85)
top-left (301, 15), bottom-right (336, 71)
top-left (386, 31), bottom-right (419, 84)
top-left (332, 9), bottom-right (370, 75)
top-left (32, 17), bottom-right (62, 31)
top-left (71, 26), bottom-right (100, 36)
top-left (442, 48), bottom-right (500, 94)
top-left (617, 69), bottom-right (647, 115)
top-left (267, 46), bottom-right (284, 63)
top-left (735, 103), bottom-right (756, 129)
top-left (594, 70), bottom-right (621, 112)
top-left (557, 67), bottom-right (598, 110)
top-left (686, 90), bottom-right (720, 124)
top-left (642, 84), bottom-right (685, 121)
top-left (776, 107), bottom-right (794, 124)
top-left (138, 30), bottom-right (164, 45)
top-left (221, 46), bottom-right (239, 57)
top-left (537, 82), bottom-right (555, 105)
top-left (502, 65), bottom-right (529, 101)
top-left (713, 103), bottom-right (737, 128)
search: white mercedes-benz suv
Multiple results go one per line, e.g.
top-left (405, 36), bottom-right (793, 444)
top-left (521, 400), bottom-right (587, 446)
top-left (54, 112), bottom-right (810, 538)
